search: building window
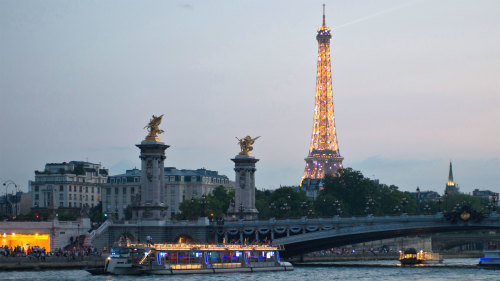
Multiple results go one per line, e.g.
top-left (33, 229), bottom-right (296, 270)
top-left (35, 194), bottom-right (39, 200)
top-left (59, 193), bottom-right (63, 200)
top-left (59, 202), bottom-right (63, 207)
top-left (115, 188), bottom-right (119, 195)
top-left (85, 195), bottom-right (88, 201)
top-left (106, 188), bottom-right (111, 195)
top-left (122, 187), bottom-right (127, 194)
top-left (85, 186), bottom-right (88, 193)
top-left (80, 195), bottom-right (82, 200)
top-left (79, 186), bottom-right (82, 192)
top-left (91, 195), bottom-right (94, 201)
top-left (69, 202), bottom-right (72, 207)
top-left (97, 187), bottom-right (100, 193)
top-left (59, 185), bottom-right (63, 191)
top-left (131, 187), bottom-right (135, 194)
top-left (35, 186), bottom-right (39, 192)
top-left (92, 187), bottom-right (94, 193)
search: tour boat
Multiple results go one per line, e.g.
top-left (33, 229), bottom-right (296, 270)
top-left (399, 249), bottom-right (443, 265)
top-left (93, 242), bottom-right (293, 275)
top-left (478, 249), bottom-right (500, 267)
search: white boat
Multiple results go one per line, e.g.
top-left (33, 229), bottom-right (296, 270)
top-left (97, 242), bottom-right (293, 275)
top-left (479, 249), bottom-right (500, 267)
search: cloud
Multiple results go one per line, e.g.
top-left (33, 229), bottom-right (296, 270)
top-left (177, 3), bottom-right (193, 10)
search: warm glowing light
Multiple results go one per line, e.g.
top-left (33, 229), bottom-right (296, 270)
top-left (1, 233), bottom-right (50, 251)
top-left (301, 11), bottom-right (344, 184)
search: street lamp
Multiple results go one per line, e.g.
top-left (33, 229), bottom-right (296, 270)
top-left (300, 201), bottom-right (308, 217)
top-left (423, 204), bottom-right (431, 215)
top-left (308, 209), bottom-right (315, 217)
top-left (437, 197), bottom-right (443, 213)
top-left (401, 197), bottom-right (408, 214)
top-left (200, 194), bottom-right (207, 217)
top-left (333, 200), bottom-right (341, 217)
top-left (238, 203), bottom-right (244, 220)
top-left (416, 187), bottom-right (421, 215)
top-left (492, 195), bottom-right (498, 213)
top-left (393, 205), bottom-right (401, 215)
top-left (365, 197), bottom-right (374, 216)
top-left (269, 202), bottom-right (276, 218)
top-left (280, 202), bottom-right (290, 219)
top-left (3, 180), bottom-right (18, 219)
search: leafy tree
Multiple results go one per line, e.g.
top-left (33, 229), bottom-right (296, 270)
top-left (89, 201), bottom-right (106, 225)
top-left (176, 186), bottom-right (234, 220)
top-left (316, 168), bottom-right (417, 216)
top-left (255, 187), bottom-right (310, 219)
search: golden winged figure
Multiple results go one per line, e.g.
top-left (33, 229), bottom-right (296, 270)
top-left (236, 135), bottom-right (260, 156)
top-left (144, 114), bottom-right (165, 142)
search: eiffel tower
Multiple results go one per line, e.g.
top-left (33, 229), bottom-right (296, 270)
top-left (301, 5), bottom-right (344, 184)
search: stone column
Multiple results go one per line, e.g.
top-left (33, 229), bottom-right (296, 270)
top-left (226, 155), bottom-right (259, 221)
top-left (133, 140), bottom-right (169, 220)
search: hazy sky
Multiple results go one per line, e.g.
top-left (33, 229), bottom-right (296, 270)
top-left (1, 0), bottom-right (499, 195)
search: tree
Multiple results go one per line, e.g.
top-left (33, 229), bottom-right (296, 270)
top-left (316, 168), bottom-right (417, 216)
top-left (176, 186), bottom-right (234, 220)
top-left (89, 201), bottom-right (106, 225)
top-left (255, 187), bottom-right (310, 219)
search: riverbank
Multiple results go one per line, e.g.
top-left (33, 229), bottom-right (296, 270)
top-left (0, 256), bottom-right (105, 271)
top-left (286, 251), bottom-right (483, 263)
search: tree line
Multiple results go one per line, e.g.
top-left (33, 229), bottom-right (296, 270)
top-left (176, 167), bottom-right (493, 221)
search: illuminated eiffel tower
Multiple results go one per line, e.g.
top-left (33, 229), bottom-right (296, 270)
top-left (301, 5), bottom-right (344, 184)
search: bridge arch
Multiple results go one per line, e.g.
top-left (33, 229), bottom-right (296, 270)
top-left (220, 213), bottom-right (500, 258)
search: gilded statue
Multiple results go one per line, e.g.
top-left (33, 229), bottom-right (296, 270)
top-left (236, 135), bottom-right (260, 156)
top-left (144, 114), bottom-right (165, 142)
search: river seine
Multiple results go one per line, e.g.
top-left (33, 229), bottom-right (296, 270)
top-left (1, 259), bottom-right (498, 281)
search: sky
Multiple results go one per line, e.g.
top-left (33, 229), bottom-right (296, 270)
top-left (1, 0), bottom-right (499, 195)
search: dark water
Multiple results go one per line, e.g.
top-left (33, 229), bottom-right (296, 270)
top-left (1, 259), bottom-right (499, 281)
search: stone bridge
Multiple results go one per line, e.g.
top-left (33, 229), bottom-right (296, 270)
top-left (218, 213), bottom-right (500, 257)
top-left (90, 213), bottom-right (500, 257)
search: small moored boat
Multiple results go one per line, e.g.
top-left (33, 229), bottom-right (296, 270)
top-left (399, 248), bottom-right (443, 265)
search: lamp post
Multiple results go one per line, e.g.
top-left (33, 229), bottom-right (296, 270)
top-left (238, 203), bottom-right (244, 220)
top-left (333, 200), bottom-right (341, 217)
top-left (423, 204), bottom-right (431, 215)
top-left (280, 202), bottom-right (290, 219)
top-left (401, 197), bottom-right (408, 214)
top-left (365, 197), bottom-right (374, 216)
top-left (437, 197), bottom-right (443, 213)
top-left (269, 202), bottom-right (276, 218)
top-left (393, 205), bottom-right (401, 215)
top-left (416, 187), bottom-right (421, 215)
top-left (3, 180), bottom-right (18, 219)
top-left (200, 194), bottom-right (207, 217)
top-left (300, 201), bottom-right (308, 217)
top-left (308, 209), bottom-right (315, 217)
